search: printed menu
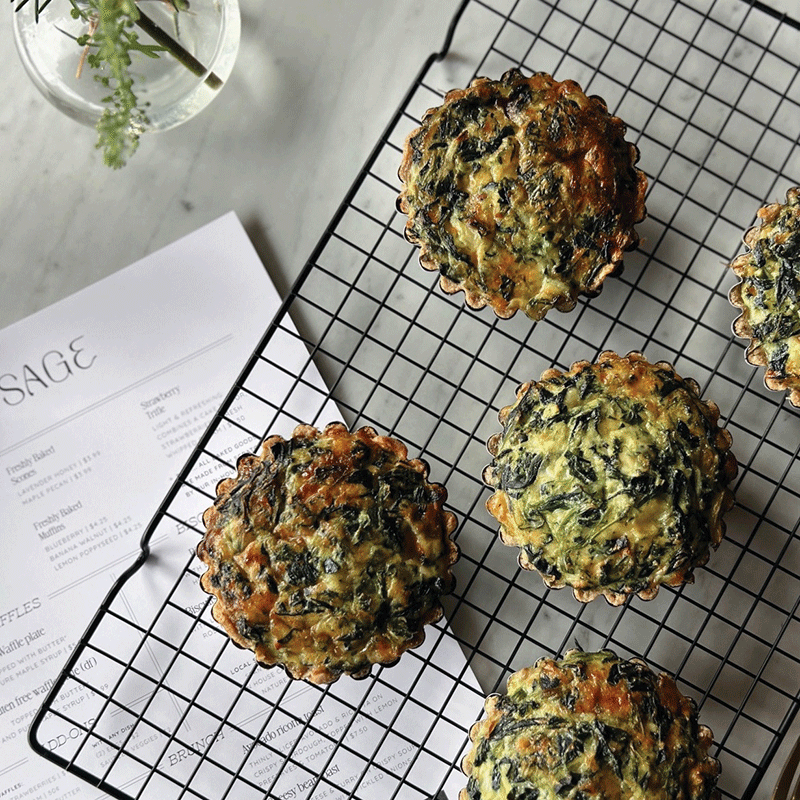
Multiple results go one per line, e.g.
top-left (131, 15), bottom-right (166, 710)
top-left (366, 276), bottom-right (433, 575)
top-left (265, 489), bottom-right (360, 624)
top-left (0, 213), bottom-right (480, 800)
top-left (0, 213), bottom-right (278, 799)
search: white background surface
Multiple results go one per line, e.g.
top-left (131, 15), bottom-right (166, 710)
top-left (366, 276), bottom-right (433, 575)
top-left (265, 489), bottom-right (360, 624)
top-left (0, 0), bottom-right (461, 330)
top-left (2, 1), bottom-right (799, 798)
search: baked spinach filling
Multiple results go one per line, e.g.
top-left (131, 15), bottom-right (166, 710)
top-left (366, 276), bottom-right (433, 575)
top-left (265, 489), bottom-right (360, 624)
top-left (466, 651), bottom-right (718, 800)
top-left (403, 69), bottom-right (643, 317)
top-left (205, 430), bottom-right (453, 673)
top-left (491, 363), bottom-right (724, 592)
top-left (737, 196), bottom-right (800, 377)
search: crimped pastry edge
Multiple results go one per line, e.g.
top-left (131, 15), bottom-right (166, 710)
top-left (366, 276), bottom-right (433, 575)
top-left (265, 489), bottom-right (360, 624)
top-left (458, 649), bottom-right (721, 800)
top-left (198, 421), bottom-right (459, 684)
top-left (397, 68), bottom-right (647, 322)
top-left (728, 186), bottom-right (800, 408)
top-left (482, 351), bottom-right (737, 605)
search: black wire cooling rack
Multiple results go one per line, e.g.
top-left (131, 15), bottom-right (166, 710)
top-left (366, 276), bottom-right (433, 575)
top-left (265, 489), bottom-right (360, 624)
top-left (29, 1), bottom-right (800, 798)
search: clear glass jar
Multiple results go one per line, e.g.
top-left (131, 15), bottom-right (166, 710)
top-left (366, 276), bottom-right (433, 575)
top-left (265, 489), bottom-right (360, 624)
top-left (12, 0), bottom-right (240, 132)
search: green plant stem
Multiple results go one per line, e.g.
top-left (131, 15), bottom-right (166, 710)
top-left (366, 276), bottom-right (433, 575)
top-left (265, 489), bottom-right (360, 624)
top-left (134, 7), bottom-right (222, 90)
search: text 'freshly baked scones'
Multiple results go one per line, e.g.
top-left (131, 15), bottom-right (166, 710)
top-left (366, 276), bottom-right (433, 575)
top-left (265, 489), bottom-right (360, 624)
top-left (483, 351), bottom-right (737, 604)
top-left (197, 422), bottom-right (458, 684)
top-left (398, 68), bottom-right (647, 321)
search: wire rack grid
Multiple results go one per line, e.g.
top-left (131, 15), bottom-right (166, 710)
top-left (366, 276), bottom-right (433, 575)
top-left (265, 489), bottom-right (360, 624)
top-left (29, 1), bottom-right (800, 799)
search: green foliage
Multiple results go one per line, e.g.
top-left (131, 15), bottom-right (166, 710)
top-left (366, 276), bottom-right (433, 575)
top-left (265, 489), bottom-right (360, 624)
top-left (70, 0), bottom-right (167, 168)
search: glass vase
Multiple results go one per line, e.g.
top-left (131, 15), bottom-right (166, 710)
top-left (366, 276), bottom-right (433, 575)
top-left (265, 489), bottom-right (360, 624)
top-left (12, 0), bottom-right (240, 132)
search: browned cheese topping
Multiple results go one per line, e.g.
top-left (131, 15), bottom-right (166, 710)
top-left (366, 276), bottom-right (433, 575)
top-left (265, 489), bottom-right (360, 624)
top-left (398, 68), bottom-right (647, 321)
top-left (484, 352), bottom-right (736, 604)
top-left (197, 422), bottom-right (458, 684)
top-left (729, 186), bottom-right (800, 407)
top-left (461, 650), bottom-right (721, 800)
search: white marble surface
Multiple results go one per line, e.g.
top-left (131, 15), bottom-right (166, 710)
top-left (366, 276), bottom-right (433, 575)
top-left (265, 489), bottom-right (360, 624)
top-left (3, 2), bottom-right (799, 799)
top-left (0, 0), bottom-right (461, 330)
top-left (3, 0), bottom-right (796, 331)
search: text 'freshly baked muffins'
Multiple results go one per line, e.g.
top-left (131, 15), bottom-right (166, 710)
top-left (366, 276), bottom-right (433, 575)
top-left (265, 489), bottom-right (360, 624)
top-left (398, 68), bottom-right (647, 321)
top-left (461, 649), bottom-right (721, 800)
top-left (483, 351), bottom-right (737, 604)
top-left (197, 422), bottom-right (459, 684)
top-left (729, 186), bottom-right (800, 407)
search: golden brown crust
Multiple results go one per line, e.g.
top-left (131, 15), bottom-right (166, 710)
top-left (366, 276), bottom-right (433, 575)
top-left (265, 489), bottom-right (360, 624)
top-left (483, 352), bottom-right (737, 604)
top-left (197, 422), bottom-right (458, 684)
top-left (728, 187), bottom-right (800, 407)
top-left (398, 68), bottom-right (647, 321)
top-left (460, 650), bottom-right (720, 800)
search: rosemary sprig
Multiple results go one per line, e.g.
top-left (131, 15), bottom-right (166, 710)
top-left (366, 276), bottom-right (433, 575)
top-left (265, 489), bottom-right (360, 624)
top-left (17, 0), bottom-right (223, 167)
top-left (71, 0), bottom-right (165, 168)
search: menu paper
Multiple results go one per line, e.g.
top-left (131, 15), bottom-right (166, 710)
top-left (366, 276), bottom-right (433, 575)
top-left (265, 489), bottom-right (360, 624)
top-left (0, 213), bottom-right (480, 800)
top-left (0, 213), bottom-right (274, 799)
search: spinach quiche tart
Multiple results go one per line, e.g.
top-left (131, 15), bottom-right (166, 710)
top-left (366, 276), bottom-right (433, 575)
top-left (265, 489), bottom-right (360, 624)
top-left (397, 68), bottom-right (647, 321)
top-left (460, 649), bottom-right (720, 800)
top-left (483, 352), bottom-right (736, 604)
top-left (728, 187), bottom-right (800, 407)
top-left (197, 422), bottom-right (459, 684)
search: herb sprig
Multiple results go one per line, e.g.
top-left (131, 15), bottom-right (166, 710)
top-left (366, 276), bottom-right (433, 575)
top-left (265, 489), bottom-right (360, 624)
top-left (70, 0), bottom-right (165, 168)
